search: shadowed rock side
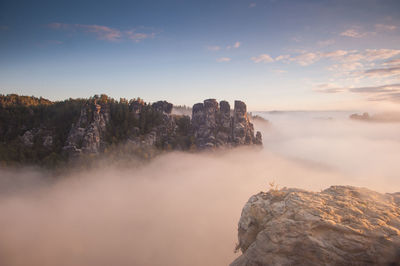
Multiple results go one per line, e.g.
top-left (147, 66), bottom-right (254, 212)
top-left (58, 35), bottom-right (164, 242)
top-left (231, 186), bottom-right (400, 266)
top-left (192, 99), bottom-right (262, 149)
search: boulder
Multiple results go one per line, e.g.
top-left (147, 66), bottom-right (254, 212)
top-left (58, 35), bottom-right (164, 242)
top-left (231, 186), bottom-right (400, 266)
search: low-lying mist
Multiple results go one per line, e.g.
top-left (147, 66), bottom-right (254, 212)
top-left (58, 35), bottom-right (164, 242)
top-left (1, 111), bottom-right (400, 266)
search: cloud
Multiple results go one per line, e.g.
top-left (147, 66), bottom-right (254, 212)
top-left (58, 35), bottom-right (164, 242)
top-left (275, 54), bottom-right (290, 61)
top-left (125, 30), bottom-right (155, 43)
top-left (375, 24), bottom-right (397, 32)
top-left (0, 25), bottom-right (9, 31)
top-left (226, 41), bottom-right (241, 50)
top-left (313, 84), bottom-right (346, 93)
top-left (273, 69), bottom-right (287, 74)
top-left (249, 3), bottom-right (256, 8)
top-left (340, 28), bottom-right (368, 38)
top-left (207, 45), bottom-right (221, 51)
top-left (328, 62), bottom-right (363, 71)
top-left (368, 92), bottom-right (400, 102)
top-left (363, 49), bottom-right (400, 62)
top-left (289, 52), bottom-right (319, 66)
top-left (315, 82), bottom-right (400, 103)
top-left (348, 83), bottom-right (400, 93)
top-left (251, 54), bottom-right (274, 63)
top-left (48, 23), bottom-right (156, 43)
top-left (216, 57), bottom-right (231, 62)
top-left (317, 39), bottom-right (335, 47)
top-left (363, 66), bottom-right (400, 77)
top-left (384, 58), bottom-right (400, 66)
top-left (78, 24), bottom-right (122, 41)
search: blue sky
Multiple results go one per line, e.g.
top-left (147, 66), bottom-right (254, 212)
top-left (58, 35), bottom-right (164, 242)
top-left (1, 0), bottom-right (400, 110)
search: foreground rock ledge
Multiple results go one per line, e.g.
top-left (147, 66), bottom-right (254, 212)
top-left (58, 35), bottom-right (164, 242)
top-left (231, 186), bottom-right (400, 266)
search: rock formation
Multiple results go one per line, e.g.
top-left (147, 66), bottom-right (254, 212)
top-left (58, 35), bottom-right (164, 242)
top-left (63, 101), bottom-right (110, 156)
top-left (231, 186), bottom-right (400, 266)
top-left (192, 99), bottom-right (262, 149)
top-left (61, 98), bottom-right (262, 156)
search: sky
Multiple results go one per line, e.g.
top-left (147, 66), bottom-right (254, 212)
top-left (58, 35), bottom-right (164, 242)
top-left (0, 0), bottom-right (400, 111)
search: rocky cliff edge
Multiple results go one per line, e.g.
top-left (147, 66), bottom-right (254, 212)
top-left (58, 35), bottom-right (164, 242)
top-left (231, 186), bottom-right (400, 266)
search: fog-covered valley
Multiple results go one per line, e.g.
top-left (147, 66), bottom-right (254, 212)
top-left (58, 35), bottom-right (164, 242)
top-left (1, 111), bottom-right (399, 266)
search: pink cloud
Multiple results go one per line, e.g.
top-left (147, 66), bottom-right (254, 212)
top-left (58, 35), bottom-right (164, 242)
top-left (77, 24), bottom-right (122, 41)
top-left (48, 23), bottom-right (156, 43)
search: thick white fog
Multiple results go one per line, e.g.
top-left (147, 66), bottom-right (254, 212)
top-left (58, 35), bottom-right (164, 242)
top-left (1, 111), bottom-right (400, 266)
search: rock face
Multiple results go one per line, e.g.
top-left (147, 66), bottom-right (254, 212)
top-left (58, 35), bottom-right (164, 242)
top-left (62, 98), bottom-right (261, 156)
top-left (63, 101), bottom-right (110, 156)
top-left (232, 186), bottom-right (400, 266)
top-left (191, 99), bottom-right (262, 149)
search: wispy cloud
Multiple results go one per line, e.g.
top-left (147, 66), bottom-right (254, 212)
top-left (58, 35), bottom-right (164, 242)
top-left (375, 24), bottom-right (397, 32)
top-left (249, 3), bottom-right (256, 8)
top-left (317, 39), bottom-right (335, 47)
top-left (348, 83), bottom-right (400, 93)
top-left (207, 45), bottom-right (221, 51)
top-left (251, 54), bottom-right (274, 63)
top-left (340, 28), bottom-right (369, 38)
top-left (125, 30), bottom-right (155, 43)
top-left (272, 49), bottom-right (400, 67)
top-left (0, 25), bottom-right (9, 31)
top-left (216, 57), bottom-right (231, 63)
top-left (315, 83), bottom-right (400, 103)
top-left (340, 24), bottom-right (397, 39)
top-left (78, 24), bottom-right (122, 41)
top-left (384, 58), bottom-right (400, 66)
top-left (209, 41), bottom-right (240, 51)
top-left (313, 84), bottom-right (347, 94)
top-left (289, 52), bottom-right (319, 66)
top-left (48, 23), bottom-right (156, 43)
top-left (363, 66), bottom-right (400, 77)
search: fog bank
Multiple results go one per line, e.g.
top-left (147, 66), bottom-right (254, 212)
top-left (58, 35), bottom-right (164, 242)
top-left (1, 111), bottom-right (400, 266)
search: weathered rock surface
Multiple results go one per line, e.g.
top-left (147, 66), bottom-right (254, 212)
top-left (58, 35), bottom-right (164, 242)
top-left (63, 101), bottom-right (110, 156)
top-left (21, 128), bottom-right (53, 149)
top-left (62, 98), bottom-right (261, 156)
top-left (232, 186), bottom-right (400, 266)
top-left (191, 99), bottom-right (262, 149)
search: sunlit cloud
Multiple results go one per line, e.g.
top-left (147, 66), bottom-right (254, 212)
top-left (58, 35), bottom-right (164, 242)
top-left (313, 83), bottom-right (346, 93)
top-left (47, 23), bottom-right (156, 42)
top-left (363, 66), bottom-right (400, 78)
top-left (340, 28), bottom-right (369, 38)
top-left (216, 57), bottom-right (231, 62)
top-left (315, 82), bottom-right (400, 103)
top-left (251, 54), bottom-right (274, 63)
top-left (226, 41), bottom-right (241, 50)
top-left (289, 52), bottom-right (319, 66)
top-left (384, 58), bottom-right (400, 65)
top-left (348, 83), bottom-right (400, 93)
top-left (78, 24), bottom-right (122, 41)
top-left (125, 30), bottom-right (155, 43)
top-left (375, 24), bottom-right (397, 32)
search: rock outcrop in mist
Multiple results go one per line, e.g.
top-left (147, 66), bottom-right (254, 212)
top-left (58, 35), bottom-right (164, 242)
top-left (0, 94), bottom-right (262, 166)
top-left (232, 186), bottom-right (400, 266)
top-left (192, 99), bottom-right (262, 149)
top-left (350, 112), bottom-right (400, 123)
